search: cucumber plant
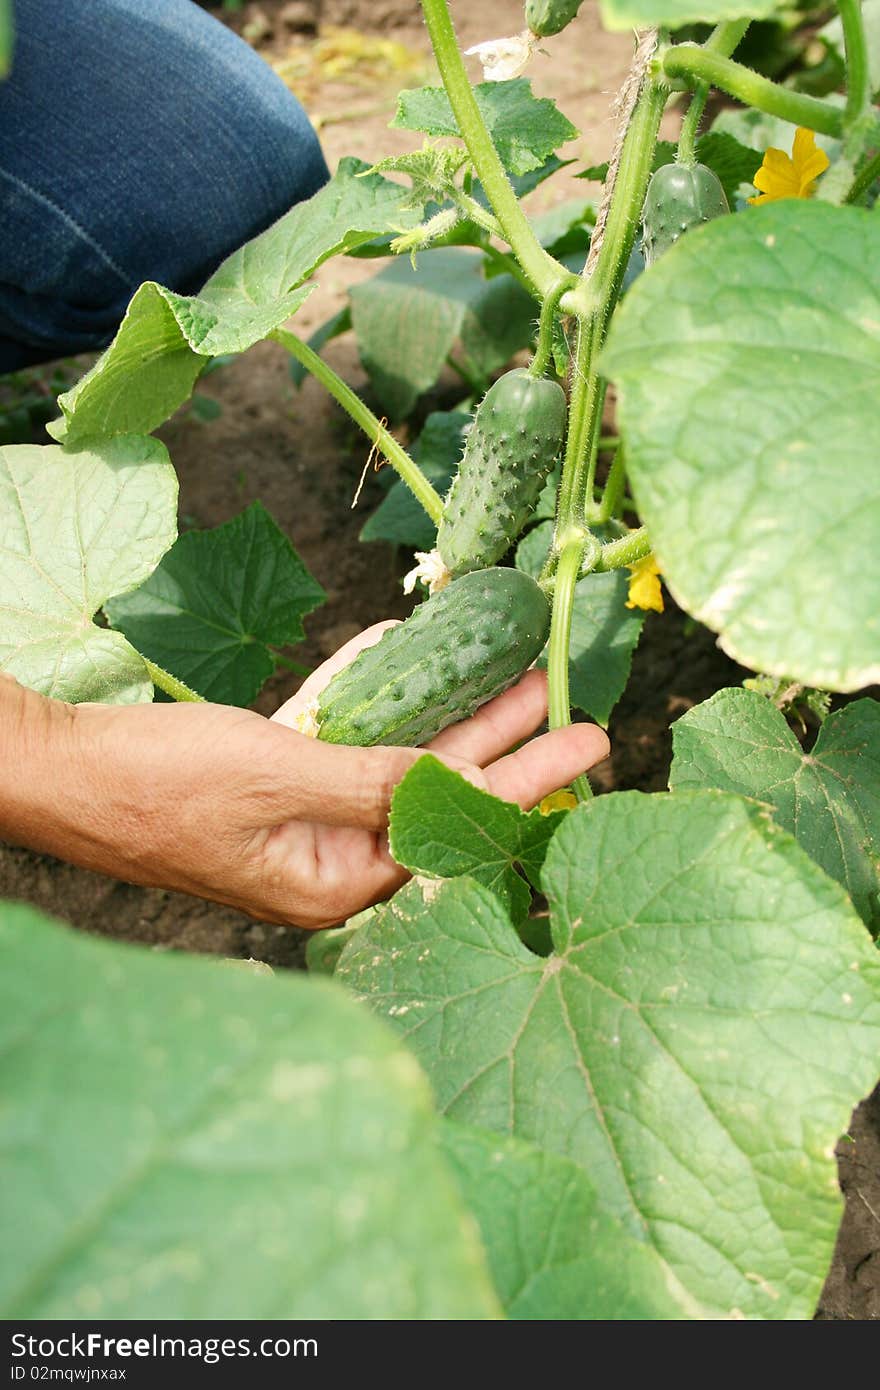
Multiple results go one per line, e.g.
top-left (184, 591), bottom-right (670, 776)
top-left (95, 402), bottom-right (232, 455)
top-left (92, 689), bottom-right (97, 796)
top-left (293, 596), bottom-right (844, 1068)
top-left (2, 0), bottom-right (880, 1322)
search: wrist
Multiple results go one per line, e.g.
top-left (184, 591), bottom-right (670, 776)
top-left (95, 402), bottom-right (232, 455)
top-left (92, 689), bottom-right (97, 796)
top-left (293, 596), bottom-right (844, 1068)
top-left (0, 676), bottom-right (92, 862)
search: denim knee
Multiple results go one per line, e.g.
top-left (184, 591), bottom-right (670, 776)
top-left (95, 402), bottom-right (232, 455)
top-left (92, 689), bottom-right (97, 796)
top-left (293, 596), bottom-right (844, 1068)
top-left (0, 0), bottom-right (329, 370)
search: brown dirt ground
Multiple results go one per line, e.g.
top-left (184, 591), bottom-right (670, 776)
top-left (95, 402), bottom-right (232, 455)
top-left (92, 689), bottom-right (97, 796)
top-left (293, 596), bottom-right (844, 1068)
top-left (0, 0), bottom-right (876, 1320)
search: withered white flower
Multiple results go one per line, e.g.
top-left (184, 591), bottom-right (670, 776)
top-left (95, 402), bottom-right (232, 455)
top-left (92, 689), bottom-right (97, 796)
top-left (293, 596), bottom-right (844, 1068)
top-left (464, 30), bottom-right (536, 82)
top-left (402, 549), bottom-right (452, 596)
top-left (289, 698), bottom-right (321, 738)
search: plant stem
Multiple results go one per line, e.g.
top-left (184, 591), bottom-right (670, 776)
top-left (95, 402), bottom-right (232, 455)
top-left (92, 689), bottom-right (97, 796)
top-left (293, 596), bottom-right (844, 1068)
top-left (271, 650), bottom-right (312, 676)
top-left (677, 81), bottom-right (709, 164)
top-left (559, 67), bottom-right (667, 529)
top-left (595, 525), bottom-right (651, 571)
top-left (845, 146), bottom-right (880, 203)
top-left (546, 535), bottom-right (597, 802)
top-left (419, 0), bottom-right (567, 298)
top-left (529, 278), bottom-right (570, 378)
top-left (479, 242), bottom-right (536, 294)
top-left (839, 0), bottom-right (872, 130)
top-left (592, 446), bottom-right (626, 523)
top-left (676, 21), bottom-right (752, 164)
top-left (145, 660), bottom-right (205, 702)
top-left (455, 191), bottom-right (504, 239)
top-left (272, 328), bottom-right (443, 524)
top-left (659, 46), bottom-right (846, 139)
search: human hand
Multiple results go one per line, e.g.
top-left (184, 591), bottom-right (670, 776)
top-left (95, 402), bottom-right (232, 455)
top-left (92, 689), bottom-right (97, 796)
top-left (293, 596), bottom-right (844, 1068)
top-left (0, 629), bottom-right (609, 929)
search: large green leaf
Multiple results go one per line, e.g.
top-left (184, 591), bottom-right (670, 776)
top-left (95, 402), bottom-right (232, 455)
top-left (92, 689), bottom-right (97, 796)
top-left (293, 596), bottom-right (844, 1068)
top-left (0, 0), bottom-right (13, 76)
top-left (393, 80), bottom-right (578, 178)
top-left (338, 789), bottom-right (880, 1320)
top-left (516, 521), bottom-right (644, 726)
top-left (602, 202), bottom-right (880, 691)
top-left (49, 160), bottom-right (416, 445)
top-left (441, 1122), bottom-right (689, 1319)
top-left (0, 902), bottom-right (500, 1320)
top-left (600, 0), bottom-right (781, 31)
top-left (0, 438), bottom-right (176, 703)
top-left (350, 248), bottom-right (535, 420)
top-left (389, 756), bottom-right (567, 924)
top-left (106, 502), bottom-right (325, 705)
top-left (671, 689), bottom-right (880, 934)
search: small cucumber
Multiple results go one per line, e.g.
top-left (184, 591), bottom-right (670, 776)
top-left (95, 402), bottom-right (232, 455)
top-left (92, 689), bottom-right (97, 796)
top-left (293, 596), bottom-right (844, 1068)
top-left (525, 0), bottom-right (585, 37)
top-left (641, 163), bottom-right (730, 267)
top-left (317, 568), bottom-right (550, 747)
top-left (438, 369), bottom-right (566, 579)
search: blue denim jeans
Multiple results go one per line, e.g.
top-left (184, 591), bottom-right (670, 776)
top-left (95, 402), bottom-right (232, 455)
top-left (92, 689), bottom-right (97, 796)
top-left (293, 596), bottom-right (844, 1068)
top-left (0, 0), bottom-right (329, 372)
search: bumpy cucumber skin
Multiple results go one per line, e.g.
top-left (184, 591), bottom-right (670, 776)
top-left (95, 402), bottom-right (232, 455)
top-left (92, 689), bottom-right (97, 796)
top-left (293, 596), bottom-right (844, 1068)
top-left (437, 369), bottom-right (566, 578)
top-left (525, 0), bottom-right (585, 36)
top-left (317, 568), bottom-right (551, 748)
top-left (641, 163), bottom-right (730, 267)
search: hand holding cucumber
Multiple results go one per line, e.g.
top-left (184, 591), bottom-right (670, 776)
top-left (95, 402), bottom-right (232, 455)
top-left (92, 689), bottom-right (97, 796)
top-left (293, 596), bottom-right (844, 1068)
top-left (0, 639), bottom-right (609, 931)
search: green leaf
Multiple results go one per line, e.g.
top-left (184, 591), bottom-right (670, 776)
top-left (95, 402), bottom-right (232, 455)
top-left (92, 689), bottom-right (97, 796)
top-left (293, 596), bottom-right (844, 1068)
top-left (600, 0), bottom-right (783, 32)
top-left (393, 80), bottom-right (578, 178)
top-left (338, 789), bottom-right (880, 1320)
top-left (0, 0), bottom-right (13, 76)
top-left (0, 903), bottom-right (499, 1319)
top-left (364, 144), bottom-right (469, 210)
top-left (602, 202), bottom-right (880, 691)
top-left (821, 0), bottom-right (880, 98)
top-left (516, 521), bottom-right (644, 726)
top-left (389, 756), bottom-right (567, 924)
top-left (305, 914), bottom-right (373, 976)
top-left (530, 198), bottom-right (596, 260)
top-left (670, 689), bottom-right (880, 934)
top-left (441, 1121), bottom-right (689, 1319)
top-left (106, 502), bottom-right (325, 706)
top-left (360, 410), bottom-right (469, 550)
top-left (349, 248), bottom-right (534, 420)
top-left (49, 160), bottom-right (416, 445)
top-left (0, 437), bottom-right (176, 703)
top-left (289, 306), bottom-right (352, 388)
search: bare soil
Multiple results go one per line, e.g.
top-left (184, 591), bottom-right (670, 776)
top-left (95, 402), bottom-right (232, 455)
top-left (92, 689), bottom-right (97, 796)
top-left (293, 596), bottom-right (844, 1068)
top-left (1, 0), bottom-right (875, 1320)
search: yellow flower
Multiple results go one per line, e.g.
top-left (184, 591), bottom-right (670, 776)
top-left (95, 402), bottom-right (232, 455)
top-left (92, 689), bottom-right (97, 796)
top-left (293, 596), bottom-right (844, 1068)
top-left (626, 555), bottom-right (664, 613)
top-left (748, 127), bottom-right (830, 205)
top-left (539, 789), bottom-right (578, 815)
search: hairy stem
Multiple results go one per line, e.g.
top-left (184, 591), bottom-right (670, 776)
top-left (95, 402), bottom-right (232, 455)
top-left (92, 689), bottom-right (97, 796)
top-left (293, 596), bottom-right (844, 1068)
top-left (591, 445), bottom-right (626, 523)
top-left (839, 0), bottom-right (872, 130)
top-left (272, 328), bottom-right (443, 524)
top-left (677, 81), bottom-right (709, 165)
top-left (420, 0), bottom-right (567, 298)
top-left (845, 146), bottom-right (880, 203)
top-left (595, 525), bottom-right (651, 571)
top-left (546, 535), bottom-right (599, 802)
top-left (677, 18), bottom-right (751, 163)
top-left (144, 660), bottom-right (205, 703)
top-left (659, 46), bottom-right (846, 139)
top-left (529, 278), bottom-right (571, 378)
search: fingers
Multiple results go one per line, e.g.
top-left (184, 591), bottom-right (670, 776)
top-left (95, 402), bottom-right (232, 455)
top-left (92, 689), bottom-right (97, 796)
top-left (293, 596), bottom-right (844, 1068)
top-left (428, 668), bottom-right (549, 765)
top-left (257, 730), bottom-right (427, 832)
top-left (272, 621), bottom-right (400, 728)
top-left (482, 723), bottom-right (611, 810)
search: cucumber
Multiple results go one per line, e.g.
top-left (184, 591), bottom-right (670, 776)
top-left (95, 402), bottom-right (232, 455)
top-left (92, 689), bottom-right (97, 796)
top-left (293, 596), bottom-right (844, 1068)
top-left (317, 568), bottom-right (551, 747)
top-left (438, 369), bottom-right (566, 578)
top-left (525, 0), bottom-right (585, 37)
top-left (641, 163), bottom-right (730, 267)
